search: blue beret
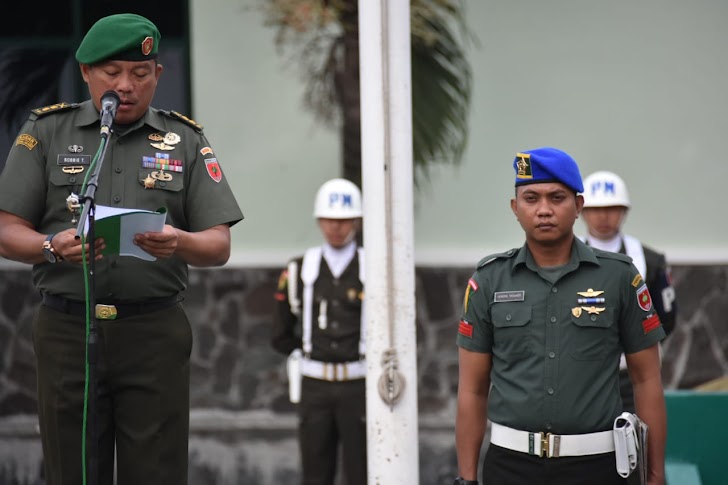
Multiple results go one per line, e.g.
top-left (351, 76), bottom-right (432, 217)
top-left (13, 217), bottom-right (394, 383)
top-left (513, 147), bottom-right (584, 193)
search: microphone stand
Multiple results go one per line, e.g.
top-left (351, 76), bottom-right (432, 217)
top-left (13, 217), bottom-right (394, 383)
top-left (74, 119), bottom-right (114, 485)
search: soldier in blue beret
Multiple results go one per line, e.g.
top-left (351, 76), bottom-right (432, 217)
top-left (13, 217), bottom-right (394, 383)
top-left (0, 13), bottom-right (243, 485)
top-left (453, 148), bottom-right (667, 485)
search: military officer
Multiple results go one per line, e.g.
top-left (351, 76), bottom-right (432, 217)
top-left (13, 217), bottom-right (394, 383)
top-left (0, 13), bottom-right (243, 485)
top-left (454, 148), bottom-right (666, 485)
top-left (272, 178), bottom-right (367, 485)
top-left (581, 170), bottom-right (677, 413)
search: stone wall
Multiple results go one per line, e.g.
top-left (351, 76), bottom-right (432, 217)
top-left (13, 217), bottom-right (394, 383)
top-left (0, 264), bottom-right (725, 484)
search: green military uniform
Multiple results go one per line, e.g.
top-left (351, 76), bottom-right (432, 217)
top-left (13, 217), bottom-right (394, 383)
top-left (1, 100), bottom-right (241, 300)
top-left (0, 98), bottom-right (242, 485)
top-left (272, 246), bottom-right (367, 485)
top-left (457, 238), bottom-right (665, 435)
top-left (0, 14), bottom-right (243, 479)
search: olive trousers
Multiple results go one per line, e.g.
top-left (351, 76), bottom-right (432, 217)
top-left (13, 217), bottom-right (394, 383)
top-left (33, 303), bottom-right (192, 485)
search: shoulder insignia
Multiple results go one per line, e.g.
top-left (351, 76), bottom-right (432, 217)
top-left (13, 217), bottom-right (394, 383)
top-left (30, 102), bottom-right (80, 118)
top-left (592, 248), bottom-right (633, 264)
top-left (476, 248), bottom-right (518, 269)
top-left (161, 110), bottom-right (204, 132)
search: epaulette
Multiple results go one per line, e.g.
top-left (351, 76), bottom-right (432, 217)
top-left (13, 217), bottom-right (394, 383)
top-left (476, 249), bottom-right (517, 269)
top-left (30, 102), bottom-right (80, 119)
top-left (160, 109), bottom-right (204, 132)
top-left (593, 249), bottom-right (633, 265)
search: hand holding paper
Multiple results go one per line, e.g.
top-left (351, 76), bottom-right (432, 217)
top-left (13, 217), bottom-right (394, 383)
top-left (89, 205), bottom-right (167, 261)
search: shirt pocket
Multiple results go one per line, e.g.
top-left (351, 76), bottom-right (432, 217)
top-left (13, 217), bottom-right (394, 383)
top-left (49, 168), bottom-right (83, 191)
top-left (491, 303), bottom-right (533, 358)
top-left (136, 169), bottom-right (184, 209)
top-left (569, 308), bottom-right (617, 360)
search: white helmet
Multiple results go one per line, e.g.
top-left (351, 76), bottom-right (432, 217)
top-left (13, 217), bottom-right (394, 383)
top-left (582, 171), bottom-right (631, 208)
top-left (313, 178), bottom-right (363, 218)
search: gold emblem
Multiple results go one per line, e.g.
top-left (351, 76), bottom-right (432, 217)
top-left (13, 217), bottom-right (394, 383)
top-left (577, 288), bottom-right (604, 297)
top-left (581, 306), bottom-right (606, 315)
top-left (144, 175), bottom-right (156, 189)
top-left (572, 307), bottom-right (582, 318)
top-left (151, 170), bottom-right (173, 182)
top-left (62, 166), bottom-right (84, 174)
top-left (151, 142), bottom-right (175, 151)
top-left (95, 304), bottom-right (118, 320)
top-left (141, 36), bottom-right (154, 56)
top-left (163, 132), bottom-right (181, 145)
top-left (148, 133), bottom-right (164, 142)
top-left (515, 152), bottom-right (532, 179)
top-left (632, 274), bottom-right (643, 288)
top-left (16, 134), bottom-right (38, 150)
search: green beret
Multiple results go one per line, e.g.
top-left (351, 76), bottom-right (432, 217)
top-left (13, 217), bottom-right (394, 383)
top-left (75, 13), bottom-right (161, 65)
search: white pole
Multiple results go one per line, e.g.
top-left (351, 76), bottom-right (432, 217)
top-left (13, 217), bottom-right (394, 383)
top-left (359, 0), bottom-right (419, 483)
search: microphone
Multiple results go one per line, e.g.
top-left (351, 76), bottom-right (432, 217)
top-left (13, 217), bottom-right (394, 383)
top-left (99, 90), bottom-right (120, 135)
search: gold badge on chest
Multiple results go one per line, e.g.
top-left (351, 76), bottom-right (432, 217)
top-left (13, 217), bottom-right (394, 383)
top-left (149, 132), bottom-right (181, 151)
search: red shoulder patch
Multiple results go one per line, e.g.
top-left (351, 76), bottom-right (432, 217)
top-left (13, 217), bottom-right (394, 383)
top-left (636, 284), bottom-right (652, 312)
top-left (458, 319), bottom-right (473, 338)
top-left (642, 313), bottom-right (661, 334)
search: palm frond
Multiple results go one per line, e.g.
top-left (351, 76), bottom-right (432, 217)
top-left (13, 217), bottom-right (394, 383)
top-left (411, 1), bottom-right (472, 180)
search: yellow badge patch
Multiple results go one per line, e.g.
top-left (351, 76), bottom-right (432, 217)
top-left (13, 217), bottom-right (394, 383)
top-left (515, 152), bottom-right (532, 179)
top-left (632, 274), bottom-right (643, 288)
top-left (16, 134), bottom-right (38, 150)
top-left (463, 278), bottom-right (479, 313)
top-left (277, 270), bottom-right (288, 291)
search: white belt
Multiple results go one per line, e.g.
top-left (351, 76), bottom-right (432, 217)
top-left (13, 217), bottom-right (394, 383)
top-left (300, 357), bottom-right (366, 381)
top-left (490, 422), bottom-right (615, 458)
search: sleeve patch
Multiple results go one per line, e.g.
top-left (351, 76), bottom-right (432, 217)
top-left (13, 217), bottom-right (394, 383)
top-left (463, 280), bottom-right (477, 313)
top-left (277, 270), bottom-right (288, 291)
top-left (631, 274), bottom-right (643, 288)
top-left (15, 134), bottom-right (38, 150)
top-left (458, 319), bottom-right (473, 338)
top-left (642, 313), bottom-right (661, 334)
top-left (636, 284), bottom-right (653, 311)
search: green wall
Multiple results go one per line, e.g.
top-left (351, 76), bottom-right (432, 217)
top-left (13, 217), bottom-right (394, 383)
top-left (191, 0), bottom-right (728, 267)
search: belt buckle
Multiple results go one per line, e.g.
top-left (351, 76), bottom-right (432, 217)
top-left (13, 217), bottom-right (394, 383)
top-left (528, 432), bottom-right (560, 458)
top-left (95, 304), bottom-right (118, 320)
top-left (537, 432), bottom-right (560, 458)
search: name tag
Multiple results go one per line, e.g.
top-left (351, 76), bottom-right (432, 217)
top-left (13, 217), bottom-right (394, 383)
top-left (57, 155), bottom-right (91, 165)
top-left (494, 291), bottom-right (525, 303)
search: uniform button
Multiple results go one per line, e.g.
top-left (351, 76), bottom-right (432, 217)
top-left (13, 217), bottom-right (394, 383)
top-left (548, 352), bottom-right (555, 358)
top-left (158, 181), bottom-right (166, 187)
top-left (332, 279), bottom-right (340, 287)
top-left (550, 316), bottom-right (557, 323)
top-left (330, 321), bottom-right (339, 329)
top-left (331, 300), bottom-right (340, 307)
top-left (114, 167), bottom-right (122, 173)
top-left (506, 314), bottom-right (512, 321)
top-left (330, 341), bottom-right (339, 349)
top-left (113, 196), bottom-right (121, 204)
top-left (548, 388), bottom-right (555, 395)
top-left (546, 423), bottom-right (552, 430)
top-left (551, 287), bottom-right (558, 293)
top-left (591, 315), bottom-right (597, 321)
top-left (69, 176), bottom-right (76, 183)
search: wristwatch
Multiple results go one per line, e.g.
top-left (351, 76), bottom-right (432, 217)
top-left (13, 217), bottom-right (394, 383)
top-left (42, 233), bottom-right (61, 263)
top-left (454, 477), bottom-right (479, 485)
